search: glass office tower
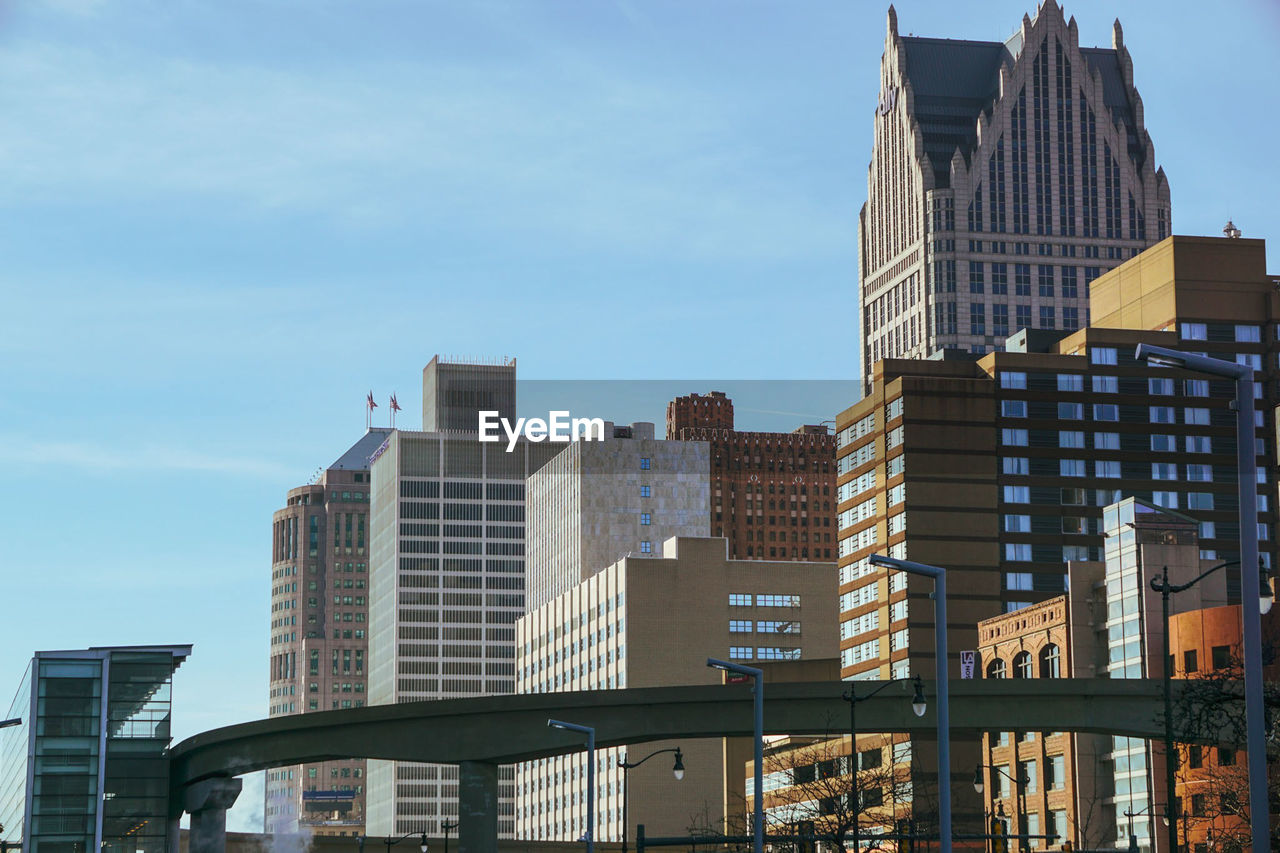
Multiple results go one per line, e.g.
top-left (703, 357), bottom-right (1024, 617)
top-left (0, 646), bottom-right (190, 853)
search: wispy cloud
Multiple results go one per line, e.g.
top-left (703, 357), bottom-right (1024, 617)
top-left (0, 28), bottom-right (854, 261)
top-left (0, 436), bottom-right (295, 479)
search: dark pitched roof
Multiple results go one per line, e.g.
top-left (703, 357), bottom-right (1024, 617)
top-left (330, 428), bottom-right (393, 471)
top-left (899, 37), bottom-right (1140, 186)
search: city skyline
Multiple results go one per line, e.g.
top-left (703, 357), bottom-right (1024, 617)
top-left (2, 0), bottom-right (1279, 835)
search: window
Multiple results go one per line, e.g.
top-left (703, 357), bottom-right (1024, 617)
top-left (1005, 571), bottom-right (1032, 590)
top-left (1151, 435), bottom-right (1176, 452)
top-left (639, 513), bottom-right (651, 525)
top-left (1092, 375), bottom-right (1118, 393)
top-left (1015, 264), bottom-right (1031, 295)
top-left (1047, 754), bottom-right (1065, 789)
top-left (1002, 429), bottom-right (1028, 446)
top-left (1186, 464), bottom-right (1212, 482)
top-left (1094, 432), bottom-right (1119, 450)
top-left (1187, 492), bottom-right (1215, 510)
top-left (1093, 404), bottom-right (1118, 421)
top-left (1002, 400), bottom-right (1027, 418)
top-left (1003, 515), bottom-right (1031, 533)
top-left (639, 457), bottom-right (651, 470)
top-left (1057, 374), bottom-right (1083, 392)
top-left (639, 540), bottom-right (652, 554)
top-left (1181, 322), bottom-right (1207, 341)
top-left (970, 303), bottom-right (986, 336)
top-left (1218, 747), bottom-right (1236, 766)
top-left (1003, 486), bottom-right (1030, 504)
top-left (1152, 462), bottom-right (1178, 480)
top-left (1005, 544), bottom-right (1032, 562)
top-left (1212, 645), bottom-right (1231, 670)
top-left (1040, 644), bottom-right (1061, 678)
top-left (1150, 406), bottom-right (1176, 424)
top-left (1013, 652), bottom-right (1033, 678)
top-left (1185, 407), bottom-right (1210, 425)
top-left (1039, 305), bottom-right (1055, 329)
top-left (729, 594), bottom-right (753, 606)
top-left (1095, 461), bottom-right (1120, 478)
top-left (1059, 431), bottom-right (1084, 448)
top-left (1001, 371), bottom-right (1027, 389)
top-left (1060, 459), bottom-right (1085, 477)
top-left (1152, 491), bottom-right (1179, 509)
top-left (729, 646), bottom-right (753, 660)
top-left (1183, 649), bottom-right (1199, 674)
top-left (987, 659), bottom-right (1007, 679)
top-left (640, 485), bottom-right (651, 498)
top-left (1235, 324), bottom-right (1261, 342)
top-left (1185, 379), bottom-right (1209, 397)
top-left (1058, 402), bottom-right (1083, 419)
top-left (1149, 377), bottom-right (1174, 395)
top-left (1090, 347), bottom-right (1117, 365)
top-left (1003, 457), bottom-right (1029, 475)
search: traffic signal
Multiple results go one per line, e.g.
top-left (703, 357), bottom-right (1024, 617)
top-left (990, 816), bottom-right (1007, 853)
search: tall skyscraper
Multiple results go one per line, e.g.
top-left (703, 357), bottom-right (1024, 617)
top-left (266, 428), bottom-right (391, 836)
top-left (666, 392), bottom-right (837, 562)
top-left (858, 2), bottom-right (1171, 379)
top-left (524, 421), bottom-right (710, 611)
top-left (365, 358), bottom-right (562, 839)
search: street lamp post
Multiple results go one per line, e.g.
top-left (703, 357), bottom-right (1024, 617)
top-left (1136, 342), bottom-right (1273, 853)
top-left (868, 554), bottom-right (951, 853)
top-left (0, 719), bottom-right (20, 729)
top-left (1149, 559), bottom-right (1272, 853)
top-left (617, 747), bottom-right (684, 853)
top-left (843, 676), bottom-right (925, 852)
top-left (972, 765), bottom-right (1033, 851)
top-left (548, 719), bottom-right (597, 853)
top-left (441, 821), bottom-right (458, 853)
top-left (1122, 804), bottom-right (1169, 853)
top-left (707, 658), bottom-right (765, 853)
top-left (379, 831), bottom-right (428, 853)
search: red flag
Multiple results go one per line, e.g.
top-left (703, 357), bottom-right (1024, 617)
top-left (390, 394), bottom-right (402, 412)
top-left (367, 391), bottom-right (378, 410)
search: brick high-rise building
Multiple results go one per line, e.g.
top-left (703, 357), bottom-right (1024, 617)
top-left (266, 428), bottom-right (391, 837)
top-left (667, 392), bottom-right (837, 562)
top-left (859, 2), bottom-right (1171, 380)
top-left (835, 235), bottom-right (1278, 834)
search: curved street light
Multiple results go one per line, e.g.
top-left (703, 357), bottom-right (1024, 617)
top-left (843, 674), bottom-right (925, 852)
top-left (617, 747), bottom-right (684, 853)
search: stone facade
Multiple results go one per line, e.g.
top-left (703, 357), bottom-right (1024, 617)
top-left (859, 2), bottom-right (1171, 381)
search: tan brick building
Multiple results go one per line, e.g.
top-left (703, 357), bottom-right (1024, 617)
top-left (514, 537), bottom-right (838, 843)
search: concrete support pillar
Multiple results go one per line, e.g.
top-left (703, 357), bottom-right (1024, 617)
top-left (183, 776), bottom-right (243, 853)
top-left (457, 761), bottom-right (498, 853)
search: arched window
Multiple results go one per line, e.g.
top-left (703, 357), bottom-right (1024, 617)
top-left (1013, 651), bottom-right (1033, 679)
top-left (1040, 644), bottom-right (1061, 678)
top-left (987, 658), bottom-right (1007, 679)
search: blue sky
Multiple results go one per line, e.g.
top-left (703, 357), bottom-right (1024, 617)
top-left (1, 0), bottom-right (1277, 833)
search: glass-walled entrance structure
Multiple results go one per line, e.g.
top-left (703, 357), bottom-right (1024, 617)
top-left (0, 645), bottom-right (190, 853)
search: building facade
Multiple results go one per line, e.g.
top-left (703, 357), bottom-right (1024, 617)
top-left (837, 235), bottom-right (1277, 685)
top-left (859, 2), bottom-right (1170, 377)
top-left (666, 392), bottom-right (837, 562)
top-left (514, 537), bottom-right (838, 843)
top-left (366, 426), bottom-right (562, 838)
top-left (978, 497), bottom-right (1280, 853)
top-left (523, 421), bottom-right (710, 612)
top-left (265, 428), bottom-right (391, 836)
top-left (0, 645), bottom-right (190, 853)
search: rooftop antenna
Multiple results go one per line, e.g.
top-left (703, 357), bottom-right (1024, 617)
top-left (1224, 220), bottom-right (1242, 239)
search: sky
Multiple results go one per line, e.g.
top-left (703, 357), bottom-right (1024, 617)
top-left (1, 0), bottom-right (1278, 834)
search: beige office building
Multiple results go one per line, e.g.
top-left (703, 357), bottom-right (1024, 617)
top-left (514, 537), bottom-right (838, 843)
